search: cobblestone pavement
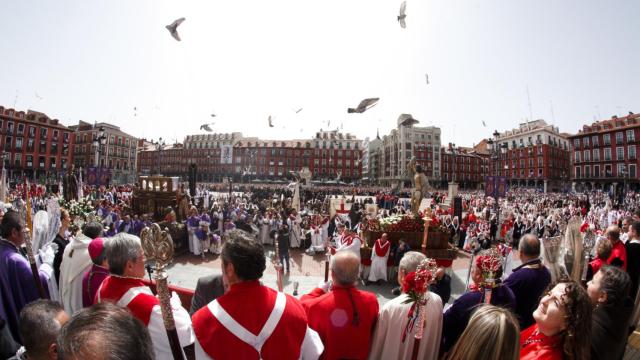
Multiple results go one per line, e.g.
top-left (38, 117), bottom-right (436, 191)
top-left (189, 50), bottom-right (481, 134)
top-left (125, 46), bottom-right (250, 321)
top-left (166, 247), bottom-right (521, 306)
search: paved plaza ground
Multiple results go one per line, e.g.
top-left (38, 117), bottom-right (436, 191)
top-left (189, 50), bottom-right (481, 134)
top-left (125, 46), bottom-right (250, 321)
top-left (166, 247), bottom-right (522, 306)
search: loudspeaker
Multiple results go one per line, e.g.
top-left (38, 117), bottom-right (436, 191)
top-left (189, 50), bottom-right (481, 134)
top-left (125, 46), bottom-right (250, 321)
top-left (188, 163), bottom-right (197, 197)
top-left (453, 196), bottom-right (462, 220)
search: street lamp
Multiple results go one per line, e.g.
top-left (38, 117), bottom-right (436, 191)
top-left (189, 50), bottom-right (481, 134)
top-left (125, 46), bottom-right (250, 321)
top-left (92, 126), bottom-right (107, 168)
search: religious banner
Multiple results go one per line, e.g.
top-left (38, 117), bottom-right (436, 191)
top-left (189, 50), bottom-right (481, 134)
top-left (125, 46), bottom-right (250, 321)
top-left (485, 176), bottom-right (495, 198)
top-left (329, 197), bottom-right (352, 222)
top-left (87, 167), bottom-right (99, 186)
top-left (220, 145), bottom-right (233, 164)
top-left (485, 176), bottom-right (507, 198)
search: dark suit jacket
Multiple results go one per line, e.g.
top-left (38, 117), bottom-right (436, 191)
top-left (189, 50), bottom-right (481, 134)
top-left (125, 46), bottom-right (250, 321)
top-left (189, 274), bottom-right (226, 315)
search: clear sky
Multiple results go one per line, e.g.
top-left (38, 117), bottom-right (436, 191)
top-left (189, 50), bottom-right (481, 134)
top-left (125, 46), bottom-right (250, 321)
top-left (1, 0), bottom-right (638, 147)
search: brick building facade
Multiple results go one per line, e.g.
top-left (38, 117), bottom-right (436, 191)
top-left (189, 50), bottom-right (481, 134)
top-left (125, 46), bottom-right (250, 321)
top-left (440, 145), bottom-right (489, 189)
top-left (70, 121), bottom-right (138, 184)
top-left (137, 130), bottom-right (363, 183)
top-left (567, 113), bottom-right (639, 193)
top-left (0, 106), bottom-right (73, 183)
top-left (489, 120), bottom-right (571, 192)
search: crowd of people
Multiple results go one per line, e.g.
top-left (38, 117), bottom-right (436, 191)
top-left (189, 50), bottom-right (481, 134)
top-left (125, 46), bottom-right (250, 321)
top-left (1, 179), bottom-right (640, 359)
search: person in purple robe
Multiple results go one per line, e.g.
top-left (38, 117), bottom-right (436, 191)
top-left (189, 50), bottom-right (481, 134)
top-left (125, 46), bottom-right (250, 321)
top-left (186, 207), bottom-right (201, 255)
top-left (82, 238), bottom-right (109, 307)
top-left (503, 234), bottom-right (551, 329)
top-left (0, 211), bottom-right (52, 342)
top-left (442, 251), bottom-right (516, 353)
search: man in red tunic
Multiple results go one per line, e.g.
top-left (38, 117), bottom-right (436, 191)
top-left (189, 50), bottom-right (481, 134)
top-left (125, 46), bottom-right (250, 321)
top-left (368, 233), bottom-right (390, 283)
top-left (192, 231), bottom-right (324, 360)
top-left (605, 225), bottom-right (627, 270)
top-left (96, 233), bottom-right (195, 360)
top-left (300, 251), bottom-right (379, 360)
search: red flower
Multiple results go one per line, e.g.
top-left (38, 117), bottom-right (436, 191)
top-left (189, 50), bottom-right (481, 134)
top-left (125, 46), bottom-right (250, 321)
top-left (580, 222), bottom-right (589, 233)
top-left (402, 271), bottom-right (428, 294)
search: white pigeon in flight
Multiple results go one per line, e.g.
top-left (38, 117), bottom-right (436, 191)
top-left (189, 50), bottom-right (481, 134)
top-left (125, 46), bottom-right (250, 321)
top-left (425, 73), bottom-right (429, 85)
top-left (166, 17), bottom-right (186, 41)
top-left (398, 1), bottom-right (407, 29)
top-left (268, 116), bottom-right (274, 127)
top-left (200, 123), bottom-right (214, 132)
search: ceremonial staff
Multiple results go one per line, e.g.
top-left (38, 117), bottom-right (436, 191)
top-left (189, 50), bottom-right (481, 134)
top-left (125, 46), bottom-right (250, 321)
top-left (140, 223), bottom-right (185, 360)
top-left (581, 228), bottom-right (596, 282)
top-left (273, 232), bottom-right (284, 292)
top-left (23, 178), bottom-right (46, 299)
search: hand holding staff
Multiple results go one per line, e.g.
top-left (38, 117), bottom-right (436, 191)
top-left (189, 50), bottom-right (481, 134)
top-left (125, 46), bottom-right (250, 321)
top-left (23, 179), bottom-right (46, 299)
top-left (140, 223), bottom-right (185, 360)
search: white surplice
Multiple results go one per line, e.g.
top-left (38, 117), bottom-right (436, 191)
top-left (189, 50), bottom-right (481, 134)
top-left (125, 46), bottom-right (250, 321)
top-left (369, 292), bottom-right (443, 360)
top-left (368, 239), bottom-right (390, 282)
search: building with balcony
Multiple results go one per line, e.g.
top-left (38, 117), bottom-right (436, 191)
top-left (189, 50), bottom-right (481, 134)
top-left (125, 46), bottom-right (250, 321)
top-left (0, 106), bottom-right (74, 184)
top-left (363, 133), bottom-right (382, 183)
top-left (375, 114), bottom-right (441, 186)
top-left (440, 144), bottom-right (489, 189)
top-left (488, 119), bottom-right (571, 192)
top-left (70, 121), bottom-right (138, 185)
top-left (137, 130), bottom-right (364, 183)
top-left (567, 112), bottom-right (639, 193)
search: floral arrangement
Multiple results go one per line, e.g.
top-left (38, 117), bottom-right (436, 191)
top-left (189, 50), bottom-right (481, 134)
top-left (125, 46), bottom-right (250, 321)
top-left (58, 197), bottom-right (94, 217)
top-left (367, 213), bottom-right (450, 233)
top-left (401, 257), bottom-right (438, 342)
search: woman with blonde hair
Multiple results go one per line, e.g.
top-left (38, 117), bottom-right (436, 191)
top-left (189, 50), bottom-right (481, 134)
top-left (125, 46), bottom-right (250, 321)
top-left (447, 305), bottom-right (520, 360)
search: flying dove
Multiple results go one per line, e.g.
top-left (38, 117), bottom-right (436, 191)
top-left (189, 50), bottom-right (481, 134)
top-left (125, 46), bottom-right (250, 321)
top-left (268, 116), bottom-right (274, 127)
top-left (292, 108), bottom-right (303, 113)
top-left (482, 120), bottom-right (486, 127)
top-left (347, 98), bottom-right (380, 113)
top-left (398, 1), bottom-right (407, 29)
top-left (200, 123), bottom-right (214, 132)
top-left (425, 73), bottom-right (429, 85)
top-left (166, 17), bottom-right (186, 41)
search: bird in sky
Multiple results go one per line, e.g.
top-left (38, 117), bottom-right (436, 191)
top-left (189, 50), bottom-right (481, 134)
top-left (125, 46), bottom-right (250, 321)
top-left (425, 73), bottom-right (429, 85)
top-left (292, 107), bottom-right (303, 113)
top-left (166, 17), bottom-right (186, 41)
top-left (268, 116), bottom-right (274, 127)
top-left (482, 120), bottom-right (487, 127)
top-left (200, 123), bottom-right (214, 132)
top-left (210, 113), bottom-right (216, 117)
top-left (347, 98), bottom-right (380, 113)
top-left (35, 92), bottom-right (43, 100)
top-left (398, 1), bottom-right (407, 29)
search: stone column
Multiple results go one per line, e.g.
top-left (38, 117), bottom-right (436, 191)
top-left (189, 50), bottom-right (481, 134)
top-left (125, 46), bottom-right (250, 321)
top-left (543, 180), bottom-right (548, 193)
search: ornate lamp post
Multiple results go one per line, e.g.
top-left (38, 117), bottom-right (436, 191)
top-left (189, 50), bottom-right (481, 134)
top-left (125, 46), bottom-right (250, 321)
top-left (92, 126), bottom-right (107, 168)
top-left (154, 137), bottom-right (166, 175)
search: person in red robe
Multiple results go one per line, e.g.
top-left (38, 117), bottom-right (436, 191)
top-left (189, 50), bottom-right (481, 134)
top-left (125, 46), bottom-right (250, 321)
top-left (520, 280), bottom-right (591, 360)
top-left (96, 233), bottom-right (194, 360)
top-left (367, 233), bottom-right (390, 283)
top-left (605, 226), bottom-right (627, 270)
top-left (300, 251), bottom-right (379, 360)
top-left (192, 231), bottom-right (324, 360)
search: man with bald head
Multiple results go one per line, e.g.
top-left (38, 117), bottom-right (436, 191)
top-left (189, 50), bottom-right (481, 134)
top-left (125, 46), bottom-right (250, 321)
top-left (503, 233), bottom-right (551, 329)
top-left (300, 251), bottom-right (379, 360)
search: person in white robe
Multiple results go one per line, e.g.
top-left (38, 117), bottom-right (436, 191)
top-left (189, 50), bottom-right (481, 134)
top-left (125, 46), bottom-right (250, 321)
top-left (258, 213), bottom-right (270, 245)
top-left (307, 216), bottom-right (325, 255)
top-left (59, 229), bottom-right (94, 315)
top-left (368, 233), bottom-right (391, 283)
top-left (369, 251), bottom-right (442, 360)
top-left (330, 228), bottom-right (361, 262)
top-left (287, 211), bottom-right (302, 248)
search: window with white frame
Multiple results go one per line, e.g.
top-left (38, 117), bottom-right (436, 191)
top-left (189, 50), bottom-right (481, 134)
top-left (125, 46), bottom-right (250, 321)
top-left (583, 137), bottom-right (589, 147)
top-left (573, 139), bottom-right (580, 149)
top-left (574, 151), bottom-right (581, 162)
top-left (575, 166), bottom-right (581, 178)
top-left (604, 134), bottom-right (611, 145)
top-left (617, 147), bottom-right (624, 160)
top-left (627, 130), bottom-right (635, 142)
top-left (584, 165), bottom-right (591, 178)
top-left (629, 145), bottom-right (636, 159)
top-left (592, 135), bottom-right (599, 146)
top-left (604, 148), bottom-right (612, 161)
top-left (583, 150), bottom-right (590, 162)
top-left (618, 163), bottom-right (626, 177)
top-left (593, 149), bottom-right (600, 161)
top-left (631, 164), bottom-right (637, 178)
top-left (594, 165), bottom-right (600, 178)
top-left (616, 132), bottom-right (623, 144)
